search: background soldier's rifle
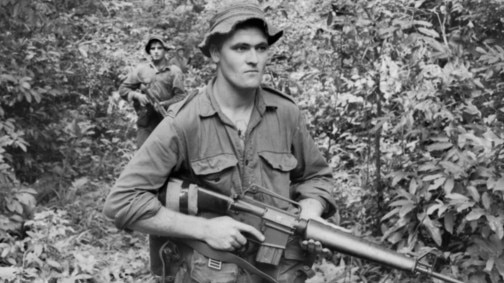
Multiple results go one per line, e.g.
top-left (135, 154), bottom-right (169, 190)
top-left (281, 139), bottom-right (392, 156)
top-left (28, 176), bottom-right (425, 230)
top-left (141, 86), bottom-right (169, 117)
top-left (140, 82), bottom-right (186, 118)
top-left (161, 179), bottom-right (464, 283)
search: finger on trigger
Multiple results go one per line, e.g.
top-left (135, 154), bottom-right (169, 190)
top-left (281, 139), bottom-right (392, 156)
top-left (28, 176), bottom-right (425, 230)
top-left (231, 240), bottom-right (241, 249)
top-left (234, 233), bottom-right (247, 245)
top-left (239, 223), bottom-right (265, 242)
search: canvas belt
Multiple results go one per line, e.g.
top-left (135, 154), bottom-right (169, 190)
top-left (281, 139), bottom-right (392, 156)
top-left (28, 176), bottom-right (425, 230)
top-left (171, 239), bottom-right (278, 283)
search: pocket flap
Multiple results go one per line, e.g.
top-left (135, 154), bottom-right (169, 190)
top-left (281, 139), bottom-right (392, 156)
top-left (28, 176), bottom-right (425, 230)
top-left (191, 154), bottom-right (238, 175)
top-left (258, 152), bottom-right (298, 172)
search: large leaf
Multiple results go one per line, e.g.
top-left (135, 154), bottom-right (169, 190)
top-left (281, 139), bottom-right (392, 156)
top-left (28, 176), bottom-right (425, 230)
top-left (465, 208), bottom-right (485, 221)
top-left (418, 27), bottom-right (439, 38)
top-left (428, 176), bottom-right (445, 191)
top-left (421, 215), bottom-right (443, 246)
top-left (487, 215), bottom-right (504, 240)
top-left (443, 177), bottom-right (455, 194)
top-left (426, 142), bottom-right (453, 152)
top-left (481, 192), bottom-right (492, 210)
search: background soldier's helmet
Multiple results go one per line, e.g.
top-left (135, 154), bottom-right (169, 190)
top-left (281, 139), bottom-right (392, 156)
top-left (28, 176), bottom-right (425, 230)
top-left (145, 35), bottom-right (175, 54)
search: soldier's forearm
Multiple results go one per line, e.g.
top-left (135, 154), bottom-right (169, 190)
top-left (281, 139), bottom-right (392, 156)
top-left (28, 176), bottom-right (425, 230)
top-left (129, 207), bottom-right (209, 240)
top-left (160, 91), bottom-right (186, 107)
top-left (119, 84), bottom-right (140, 102)
top-left (298, 198), bottom-right (325, 220)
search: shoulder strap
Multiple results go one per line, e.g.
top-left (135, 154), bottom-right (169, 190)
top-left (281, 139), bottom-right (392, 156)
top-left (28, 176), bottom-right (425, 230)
top-left (166, 88), bottom-right (199, 118)
top-left (261, 85), bottom-right (296, 104)
top-left (178, 239), bottom-right (279, 283)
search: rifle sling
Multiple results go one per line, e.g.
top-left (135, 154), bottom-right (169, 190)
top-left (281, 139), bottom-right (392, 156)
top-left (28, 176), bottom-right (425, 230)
top-left (178, 239), bottom-right (278, 283)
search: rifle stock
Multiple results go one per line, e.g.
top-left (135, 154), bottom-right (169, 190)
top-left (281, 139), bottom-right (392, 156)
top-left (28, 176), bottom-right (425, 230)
top-left (162, 179), bottom-right (464, 283)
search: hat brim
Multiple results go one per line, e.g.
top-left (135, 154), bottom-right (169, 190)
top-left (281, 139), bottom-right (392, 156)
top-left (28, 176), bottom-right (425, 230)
top-left (198, 16), bottom-right (283, 57)
top-left (145, 38), bottom-right (174, 54)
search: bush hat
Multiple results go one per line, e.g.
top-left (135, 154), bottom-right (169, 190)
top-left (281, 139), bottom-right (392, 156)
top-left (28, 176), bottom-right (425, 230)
top-left (198, 2), bottom-right (283, 57)
top-left (145, 35), bottom-right (174, 54)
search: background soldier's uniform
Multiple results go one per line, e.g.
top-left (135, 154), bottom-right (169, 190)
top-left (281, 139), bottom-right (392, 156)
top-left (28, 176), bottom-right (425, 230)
top-left (119, 58), bottom-right (185, 146)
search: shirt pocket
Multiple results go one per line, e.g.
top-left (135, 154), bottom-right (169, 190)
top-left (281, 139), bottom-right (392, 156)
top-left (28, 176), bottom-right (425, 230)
top-left (258, 151), bottom-right (298, 202)
top-left (191, 154), bottom-right (238, 192)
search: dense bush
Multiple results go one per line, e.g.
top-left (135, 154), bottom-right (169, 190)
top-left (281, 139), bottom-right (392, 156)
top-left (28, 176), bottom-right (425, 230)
top-left (1, 0), bottom-right (504, 282)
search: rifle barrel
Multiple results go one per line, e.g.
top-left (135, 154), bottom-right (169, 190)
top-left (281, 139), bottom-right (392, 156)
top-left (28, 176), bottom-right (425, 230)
top-left (416, 266), bottom-right (464, 283)
top-left (304, 220), bottom-right (464, 283)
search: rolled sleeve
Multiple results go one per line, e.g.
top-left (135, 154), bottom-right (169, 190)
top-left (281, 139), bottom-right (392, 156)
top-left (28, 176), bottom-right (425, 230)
top-left (118, 66), bottom-right (143, 101)
top-left (172, 68), bottom-right (185, 93)
top-left (290, 112), bottom-right (337, 218)
top-left (103, 119), bottom-right (183, 229)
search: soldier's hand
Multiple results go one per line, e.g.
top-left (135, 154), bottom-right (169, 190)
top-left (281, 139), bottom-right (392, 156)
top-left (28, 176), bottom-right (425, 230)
top-left (300, 217), bottom-right (350, 258)
top-left (203, 216), bottom-right (265, 251)
top-left (300, 239), bottom-right (333, 259)
top-left (132, 92), bottom-right (149, 106)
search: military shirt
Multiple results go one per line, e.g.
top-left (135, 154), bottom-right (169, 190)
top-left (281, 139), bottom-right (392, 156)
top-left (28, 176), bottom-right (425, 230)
top-left (104, 80), bottom-right (337, 229)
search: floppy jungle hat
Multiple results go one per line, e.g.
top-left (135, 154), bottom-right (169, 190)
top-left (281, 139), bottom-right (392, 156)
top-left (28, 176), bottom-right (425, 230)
top-left (145, 35), bottom-right (174, 54)
top-left (198, 2), bottom-right (283, 57)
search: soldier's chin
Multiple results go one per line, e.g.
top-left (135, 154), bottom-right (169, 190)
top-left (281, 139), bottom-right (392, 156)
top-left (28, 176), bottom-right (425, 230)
top-left (238, 82), bottom-right (261, 90)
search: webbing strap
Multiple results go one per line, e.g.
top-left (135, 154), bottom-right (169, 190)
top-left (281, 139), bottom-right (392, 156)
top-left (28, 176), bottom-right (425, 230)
top-left (187, 183), bottom-right (198, 215)
top-left (165, 182), bottom-right (181, 211)
top-left (180, 240), bottom-right (278, 283)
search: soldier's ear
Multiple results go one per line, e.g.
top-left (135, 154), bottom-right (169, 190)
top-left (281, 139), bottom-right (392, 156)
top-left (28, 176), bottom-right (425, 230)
top-left (209, 45), bottom-right (221, 64)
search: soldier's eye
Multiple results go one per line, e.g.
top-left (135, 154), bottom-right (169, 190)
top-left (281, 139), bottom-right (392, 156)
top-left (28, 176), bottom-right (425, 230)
top-left (256, 45), bottom-right (268, 52)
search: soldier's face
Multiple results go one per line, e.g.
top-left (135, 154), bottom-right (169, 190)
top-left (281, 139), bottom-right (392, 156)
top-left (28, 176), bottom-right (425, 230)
top-left (149, 42), bottom-right (166, 62)
top-left (211, 27), bottom-right (269, 91)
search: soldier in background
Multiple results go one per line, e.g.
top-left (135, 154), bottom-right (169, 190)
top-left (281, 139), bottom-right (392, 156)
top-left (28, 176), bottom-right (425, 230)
top-left (119, 35), bottom-right (185, 147)
top-left (168, 46), bottom-right (189, 73)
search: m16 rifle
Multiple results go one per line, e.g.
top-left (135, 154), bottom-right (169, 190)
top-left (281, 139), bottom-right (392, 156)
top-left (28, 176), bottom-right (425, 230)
top-left (139, 80), bottom-right (185, 118)
top-left (140, 85), bottom-right (169, 117)
top-left (161, 179), bottom-right (464, 283)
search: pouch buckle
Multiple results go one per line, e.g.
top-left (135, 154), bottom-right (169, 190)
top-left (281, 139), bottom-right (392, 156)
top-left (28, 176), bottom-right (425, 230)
top-left (208, 258), bottom-right (222, 270)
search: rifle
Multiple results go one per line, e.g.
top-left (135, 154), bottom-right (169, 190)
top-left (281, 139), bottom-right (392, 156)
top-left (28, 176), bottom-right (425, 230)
top-left (141, 86), bottom-right (169, 117)
top-left (140, 82), bottom-right (185, 118)
top-left (162, 179), bottom-right (464, 283)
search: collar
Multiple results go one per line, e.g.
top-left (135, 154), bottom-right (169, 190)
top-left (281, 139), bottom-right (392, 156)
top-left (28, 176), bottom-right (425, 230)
top-left (198, 79), bottom-right (279, 119)
top-left (149, 57), bottom-right (170, 73)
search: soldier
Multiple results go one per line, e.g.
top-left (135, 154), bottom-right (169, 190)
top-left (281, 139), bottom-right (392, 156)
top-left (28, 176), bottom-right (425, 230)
top-left (168, 46), bottom-right (189, 73)
top-left (119, 35), bottom-right (185, 147)
top-left (104, 2), bottom-right (338, 282)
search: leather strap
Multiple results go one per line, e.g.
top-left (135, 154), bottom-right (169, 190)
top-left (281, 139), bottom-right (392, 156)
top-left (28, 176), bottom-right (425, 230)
top-left (179, 239), bottom-right (278, 283)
